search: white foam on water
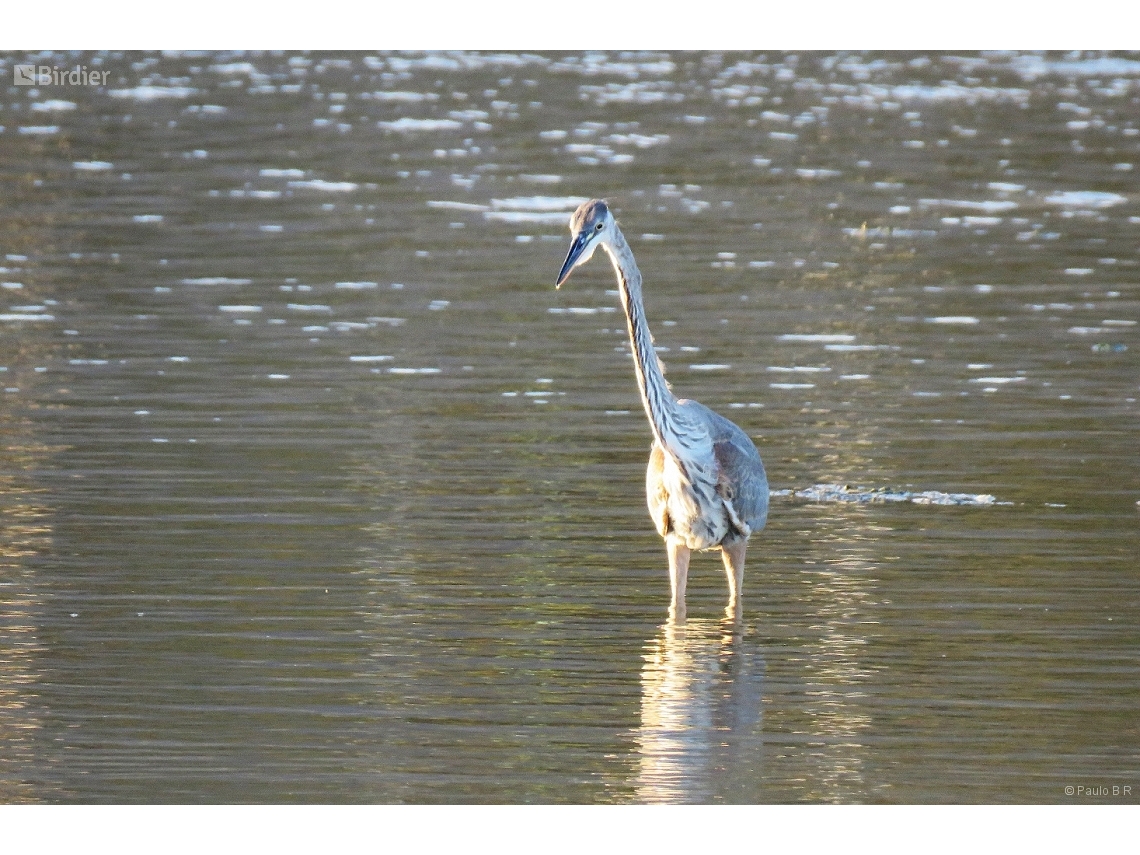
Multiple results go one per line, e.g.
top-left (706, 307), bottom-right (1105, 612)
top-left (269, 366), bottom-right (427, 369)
top-left (287, 303), bottom-right (333, 312)
top-left (605, 133), bottom-right (670, 149)
top-left (770, 382), bottom-right (815, 389)
top-left (378, 118), bottom-right (463, 131)
top-left (209, 61), bottom-right (262, 76)
top-left (73, 160), bottom-right (114, 171)
top-left (778, 333), bottom-right (856, 343)
top-left (925, 316), bottom-right (980, 325)
top-left (970, 377), bottom-right (1025, 384)
top-left (547, 307), bottom-right (616, 315)
top-left (428, 300), bottom-right (450, 311)
top-left (335, 282), bottom-right (378, 289)
top-left (795, 168), bottom-right (842, 179)
top-left (1012, 55), bottom-right (1140, 80)
top-left (181, 277), bottom-right (252, 286)
top-left (826, 344), bottom-right (893, 352)
top-left (32, 99), bottom-right (76, 112)
top-left (369, 91), bottom-right (439, 102)
top-left (18, 126), bottom-right (59, 135)
top-left (229, 190), bottom-right (283, 200)
top-left (132, 215), bottom-right (163, 223)
top-left (388, 367), bottom-right (442, 375)
top-left (767, 365), bottom-right (830, 373)
top-left (218, 305), bottom-right (262, 313)
top-left (1044, 191), bottom-right (1127, 208)
top-left (551, 56), bottom-right (674, 77)
top-left (874, 82), bottom-right (1029, 105)
top-left (427, 200), bottom-right (489, 212)
top-left (484, 211), bottom-right (571, 224)
top-left (492, 196), bottom-right (588, 212)
top-left (1067, 325), bottom-right (1124, 335)
top-left (287, 180), bottom-right (358, 192)
top-left (690, 364), bottom-right (731, 371)
top-left (919, 198), bottom-right (1018, 213)
top-left (260, 168), bottom-right (306, 178)
top-left (108, 85), bottom-right (197, 100)
top-left (578, 81), bottom-right (678, 106)
top-left (778, 483), bottom-right (999, 506)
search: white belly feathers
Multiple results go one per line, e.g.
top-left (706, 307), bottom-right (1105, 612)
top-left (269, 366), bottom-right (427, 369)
top-left (659, 448), bottom-right (731, 551)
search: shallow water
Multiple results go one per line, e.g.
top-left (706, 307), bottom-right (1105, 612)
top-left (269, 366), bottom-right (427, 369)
top-left (1, 51), bottom-right (1138, 803)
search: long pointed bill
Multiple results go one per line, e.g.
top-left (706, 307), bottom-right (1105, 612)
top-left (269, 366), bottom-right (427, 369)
top-left (555, 231), bottom-right (591, 289)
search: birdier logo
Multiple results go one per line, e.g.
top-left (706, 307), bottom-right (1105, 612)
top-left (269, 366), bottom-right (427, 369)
top-left (13, 64), bottom-right (109, 86)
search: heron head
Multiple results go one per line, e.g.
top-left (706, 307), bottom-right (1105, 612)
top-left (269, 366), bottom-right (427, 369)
top-left (556, 199), bottom-right (614, 288)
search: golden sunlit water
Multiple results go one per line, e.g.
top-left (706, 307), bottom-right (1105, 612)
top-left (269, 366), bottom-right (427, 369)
top-left (1, 50), bottom-right (1137, 803)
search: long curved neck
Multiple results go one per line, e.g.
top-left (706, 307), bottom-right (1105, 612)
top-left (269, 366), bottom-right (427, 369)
top-left (601, 226), bottom-right (683, 449)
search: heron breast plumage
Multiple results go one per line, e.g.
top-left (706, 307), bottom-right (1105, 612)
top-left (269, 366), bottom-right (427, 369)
top-left (646, 399), bottom-right (767, 552)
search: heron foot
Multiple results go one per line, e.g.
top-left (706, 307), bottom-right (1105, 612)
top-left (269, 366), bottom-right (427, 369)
top-left (725, 596), bottom-right (743, 623)
top-left (668, 601), bottom-right (687, 623)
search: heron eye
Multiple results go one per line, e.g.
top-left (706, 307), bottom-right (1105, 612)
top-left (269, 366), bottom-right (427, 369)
top-left (595, 222), bottom-right (603, 230)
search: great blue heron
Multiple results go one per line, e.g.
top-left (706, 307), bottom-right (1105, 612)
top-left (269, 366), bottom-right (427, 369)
top-left (556, 199), bottom-right (768, 620)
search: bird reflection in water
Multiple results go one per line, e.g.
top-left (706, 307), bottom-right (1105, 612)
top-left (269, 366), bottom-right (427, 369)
top-left (634, 617), bottom-right (765, 803)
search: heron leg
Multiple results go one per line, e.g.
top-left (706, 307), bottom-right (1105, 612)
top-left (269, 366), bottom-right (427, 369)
top-left (721, 540), bottom-right (747, 621)
top-left (666, 538), bottom-right (690, 621)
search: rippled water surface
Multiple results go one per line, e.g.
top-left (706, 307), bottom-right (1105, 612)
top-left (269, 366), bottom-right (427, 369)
top-left (1, 51), bottom-right (1138, 803)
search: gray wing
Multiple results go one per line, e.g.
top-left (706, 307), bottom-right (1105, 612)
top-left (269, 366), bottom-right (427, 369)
top-left (680, 399), bottom-right (769, 535)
